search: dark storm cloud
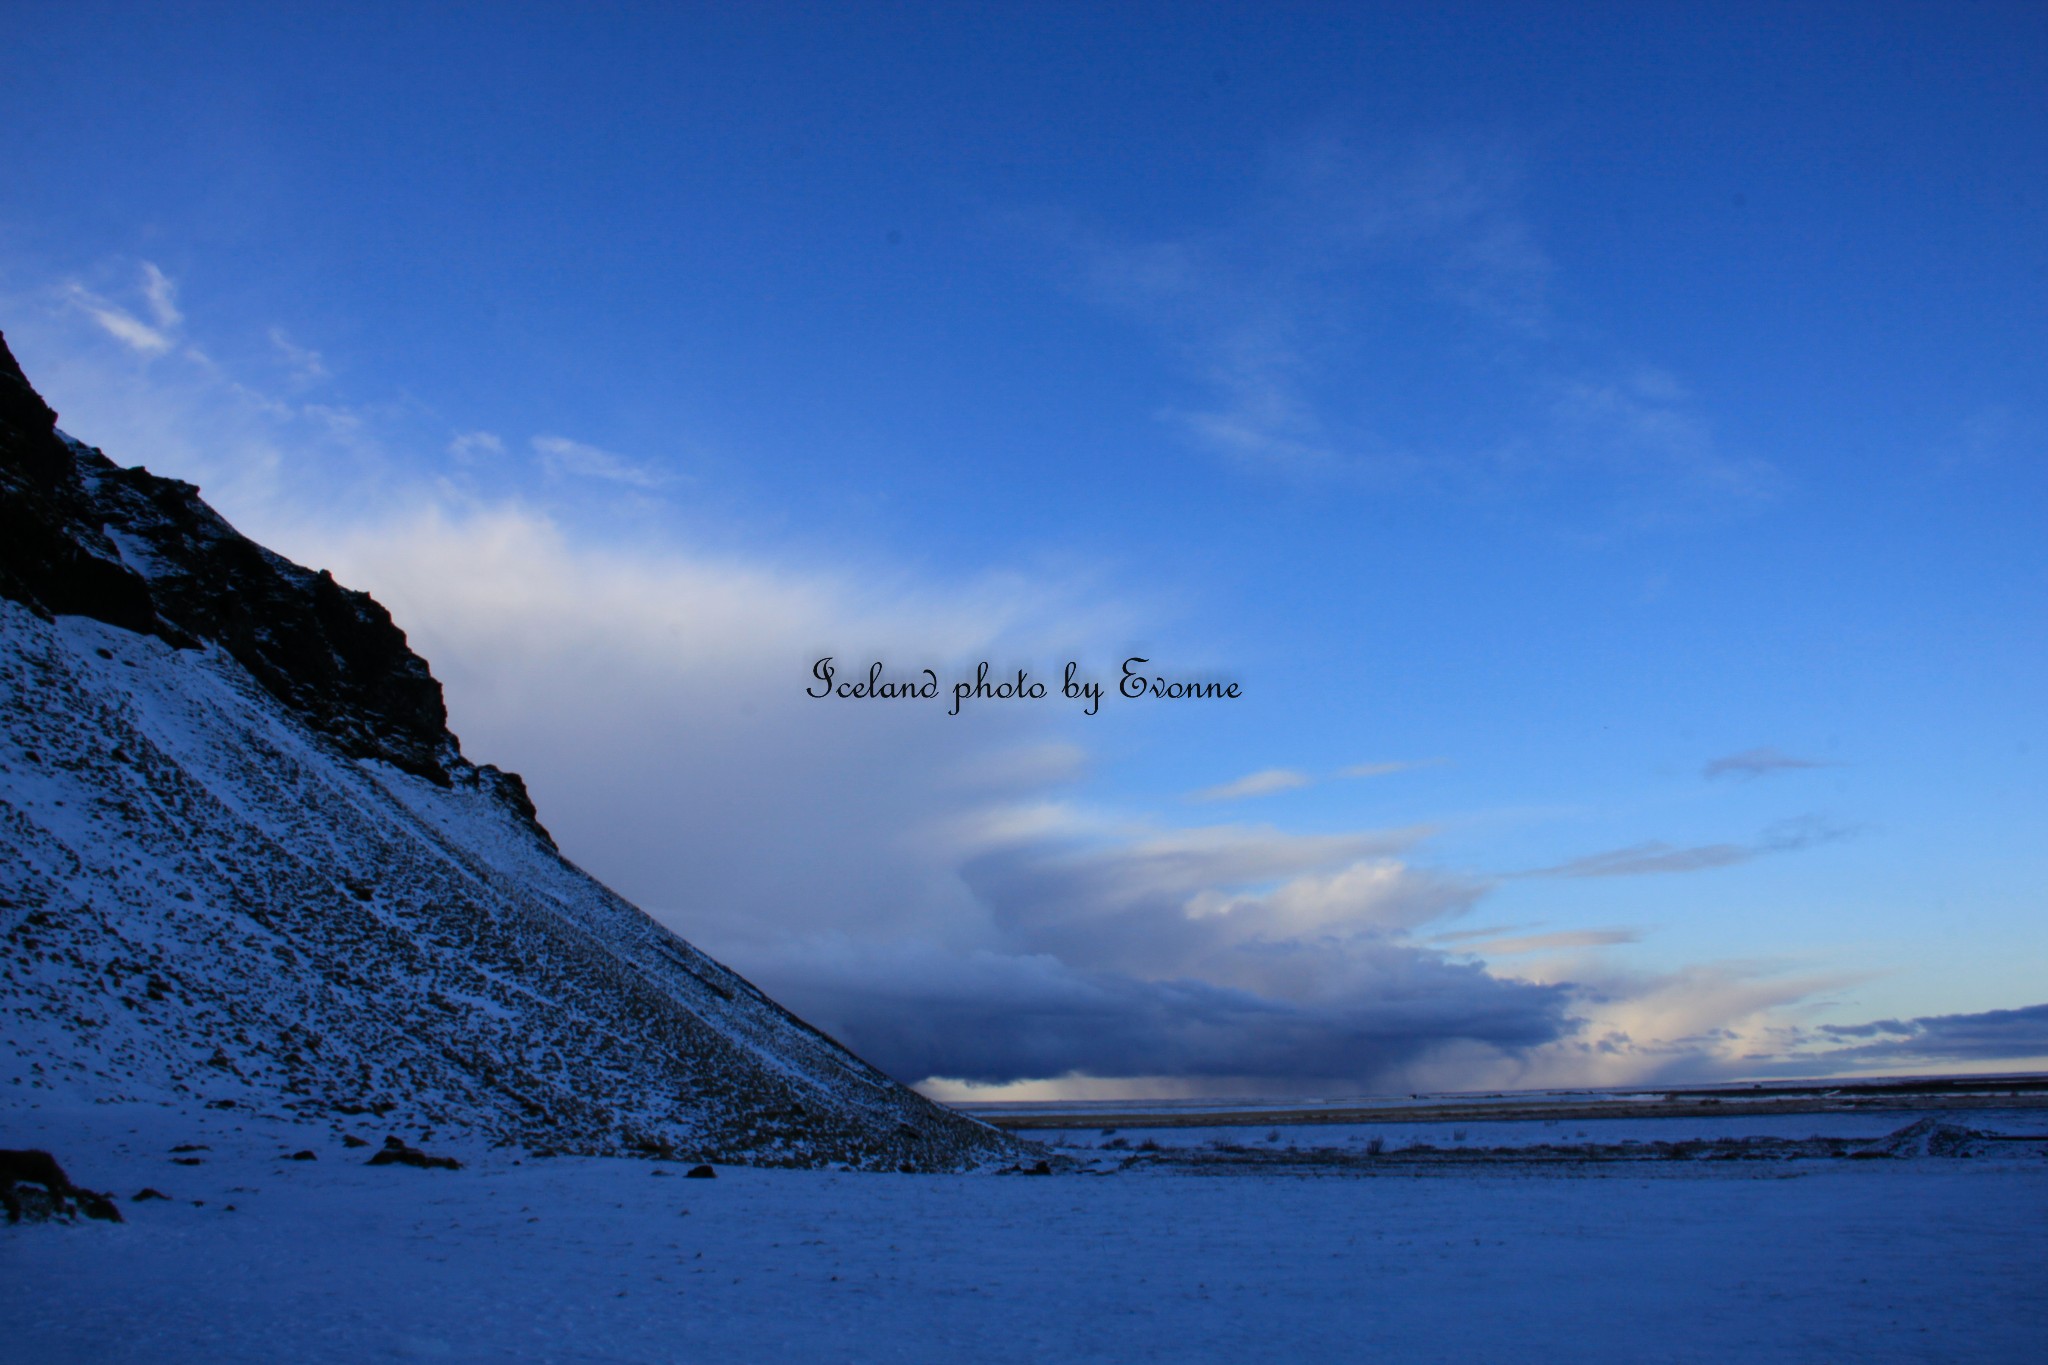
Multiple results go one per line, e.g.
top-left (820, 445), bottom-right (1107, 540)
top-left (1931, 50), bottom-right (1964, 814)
top-left (759, 939), bottom-right (1576, 1089)
top-left (1814, 1003), bottom-right (2048, 1064)
top-left (743, 823), bottom-right (1576, 1089)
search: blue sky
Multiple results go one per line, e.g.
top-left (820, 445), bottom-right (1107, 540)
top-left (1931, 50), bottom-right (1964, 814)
top-left (4, 2), bottom-right (2044, 1095)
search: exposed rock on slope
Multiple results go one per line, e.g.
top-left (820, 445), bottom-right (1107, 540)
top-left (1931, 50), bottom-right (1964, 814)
top-left (0, 337), bottom-right (465, 792)
top-left (0, 332), bottom-right (1018, 1169)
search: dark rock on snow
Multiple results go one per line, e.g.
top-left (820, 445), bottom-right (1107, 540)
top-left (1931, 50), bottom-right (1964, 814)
top-left (367, 1137), bottom-right (462, 1171)
top-left (0, 1148), bottom-right (123, 1224)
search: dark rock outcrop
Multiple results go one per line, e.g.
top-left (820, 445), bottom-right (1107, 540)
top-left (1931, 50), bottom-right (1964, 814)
top-left (0, 1148), bottom-right (123, 1224)
top-left (0, 337), bottom-right (165, 642)
top-left (367, 1136), bottom-right (462, 1171)
top-left (0, 330), bottom-right (546, 839)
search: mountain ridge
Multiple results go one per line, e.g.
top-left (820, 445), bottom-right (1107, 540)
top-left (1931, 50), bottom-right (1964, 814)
top-left (0, 332), bottom-right (1019, 1169)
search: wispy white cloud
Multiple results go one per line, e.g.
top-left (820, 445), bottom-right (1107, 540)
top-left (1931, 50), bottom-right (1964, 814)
top-left (1935, 404), bottom-right (2041, 476)
top-left (63, 281), bottom-right (174, 355)
top-left (1188, 767), bottom-right (1314, 802)
top-left (1520, 815), bottom-right (1855, 881)
top-left (1049, 134), bottom-right (1555, 479)
top-left (1340, 757), bottom-right (1447, 779)
top-left (1548, 373), bottom-right (1781, 507)
top-left (1703, 746), bottom-right (1837, 780)
top-left (140, 261), bottom-right (183, 330)
top-left (268, 326), bottom-right (328, 385)
top-left (58, 260), bottom-right (200, 358)
top-left (531, 433), bottom-right (669, 490)
top-left (1306, 134), bottom-right (1555, 332)
top-left (448, 430), bottom-right (504, 463)
top-left (1044, 132), bottom-right (1773, 522)
top-left (1448, 928), bottom-right (1641, 957)
top-left (1428, 921), bottom-right (1533, 945)
top-left (1168, 388), bottom-right (1340, 471)
top-left (1527, 839), bottom-right (1754, 879)
top-left (1058, 223), bottom-right (1344, 477)
top-left (1190, 757), bottom-right (1446, 803)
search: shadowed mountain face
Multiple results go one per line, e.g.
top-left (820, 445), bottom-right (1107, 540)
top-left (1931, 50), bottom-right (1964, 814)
top-left (0, 332), bottom-right (1019, 1169)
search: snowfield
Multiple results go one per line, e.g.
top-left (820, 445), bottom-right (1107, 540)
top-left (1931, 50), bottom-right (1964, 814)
top-left (4, 1097), bottom-right (2044, 1364)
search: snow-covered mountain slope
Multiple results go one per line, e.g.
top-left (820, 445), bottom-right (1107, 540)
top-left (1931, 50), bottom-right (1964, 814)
top-left (0, 332), bottom-right (1019, 1169)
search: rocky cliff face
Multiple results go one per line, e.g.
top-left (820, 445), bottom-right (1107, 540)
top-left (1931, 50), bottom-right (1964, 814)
top-left (1, 332), bottom-right (495, 798)
top-left (0, 332), bottom-right (1017, 1169)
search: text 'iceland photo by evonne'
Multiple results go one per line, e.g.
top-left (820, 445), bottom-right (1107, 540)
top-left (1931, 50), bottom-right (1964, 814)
top-left (1, 4), bottom-right (2044, 1362)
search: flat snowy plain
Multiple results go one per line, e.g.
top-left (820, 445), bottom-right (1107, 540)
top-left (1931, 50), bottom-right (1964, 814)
top-left (4, 1097), bottom-right (2044, 1363)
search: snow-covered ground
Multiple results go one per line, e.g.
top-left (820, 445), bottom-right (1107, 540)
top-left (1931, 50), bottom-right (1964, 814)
top-left (4, 1097), bottom-right (2044, 1364)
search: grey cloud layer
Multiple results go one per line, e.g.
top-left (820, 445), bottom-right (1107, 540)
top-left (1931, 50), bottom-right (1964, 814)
top-left (1525, 817), bottom-right (1853, 880)
top-left (754, 935), bottom-right (1574, 1089)
top-left (1814, 1003), bottom-right (2048, 1064)
top-left (726, 821), bottom-right (1581, 1089)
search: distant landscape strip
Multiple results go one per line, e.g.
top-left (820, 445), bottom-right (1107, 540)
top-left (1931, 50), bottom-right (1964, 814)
top-left (979, 1089), bottom-right (2048, 1132)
